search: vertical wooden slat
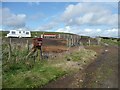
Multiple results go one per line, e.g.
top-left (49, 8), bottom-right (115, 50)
top-left (88, 38), bottom-right (91, 46)
top-left (26, 40), bottom-right (29, 53)
top-left (8, 38), bottom-right (12, 61)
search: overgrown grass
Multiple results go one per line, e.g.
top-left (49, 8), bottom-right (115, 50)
top-left (2, 42), bottom-right (96, 88)
top-left (0, 61), bottom-right (2, 89)
top-left (3, 61), bottom-right (66, 88)
top-left (101, 38), bottom-right (120, 46)
top-left (2, 43), bottom-right (67, 88)
top-left (65, 49), bottom-right (96, 62)
top-left (0, 44), bottom-right (2, 89)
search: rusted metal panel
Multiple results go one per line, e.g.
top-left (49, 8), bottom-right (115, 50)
top-left (33, 38), bottom-right (42, 48)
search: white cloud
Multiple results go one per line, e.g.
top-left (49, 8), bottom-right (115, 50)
top-left (35, 2), bottom-right (118, 38)
top-left (84, 29), bottom-right (92, 32)
top-left (61, 3), bottom-right (118, 26)
top-left (56, 26), bottom-right (73, 33)
top-left (1, 7), bottom-right (27, 28)
top-left (101, 28), bottom-right (118, 37)
top-left (107, 28), bottom-right (118, 32)
top-left (56, 2), bottom-right (118, 38)
top-left (56, 26), bottom-right (118, 38)
top-left (81, 28), bottom-right (118, 37)
top-left (96, 29), bottom-right (101, 32)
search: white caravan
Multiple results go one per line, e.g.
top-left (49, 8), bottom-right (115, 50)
top-left (6, 30), bottom-right (31, 38)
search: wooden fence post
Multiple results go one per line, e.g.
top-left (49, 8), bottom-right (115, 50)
top-left (66, 38), bottom-right (69, 47)
top-left (58, 34), bottom-right (61, 39)
top-left (88, 39), bottom-right (91, 46)
top-left (76, 36), bottom-right (78, 46)
top-left (67, 34), bottom-right (70, 47)
top-left (71, 35), bottom-right (72, 46)
top-left (8, 38), bottom-right (12, 61)
top-left (26, 40), bottom-right (29, 52)
top-left (97, 37), bottom-right (101, 45)
top-left (73, 35), bottom-right (75, 45)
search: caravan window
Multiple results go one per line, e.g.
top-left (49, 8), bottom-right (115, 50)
top-left (23, 31), bottom-right (25, 33)
top-left (11, 31), bottom-right (15, 34)
top-left (26, 32), bottom-right (29, 34)
top-left (19, 31), bottom-right (21, 33)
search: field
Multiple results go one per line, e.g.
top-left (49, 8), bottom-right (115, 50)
top-left (1, 37), bottom-right (97, 88)
top-left (1, 32), bottom-right (119, 88)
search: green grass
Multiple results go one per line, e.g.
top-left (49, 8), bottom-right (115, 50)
top-left (2, 43), bottom-right (68, 88)
top-left (0, 61), bottom-right (2, 89)
top-left (101, 38), bottom-right (120, 46)
top-left (2, 42), bottom-right (96, 88)
top-left (65, 49), bottom-right (96, 62)
top-left (3, 61), bottom-right (66, 88)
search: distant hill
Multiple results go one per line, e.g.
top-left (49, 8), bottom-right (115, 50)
top-left (0, 31), bottom-right (76, 38)
top-left (1, 31), bottom-right (119, 40)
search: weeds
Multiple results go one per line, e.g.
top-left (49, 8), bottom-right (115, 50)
top-left (65, 49), bottom-right (96, 62)
top-left (2, 42), bottom-right (96, 88)
top-left (101, 38), bottom-right (120, 46)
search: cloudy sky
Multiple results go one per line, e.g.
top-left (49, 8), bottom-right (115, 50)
top-left (0, 2), bottom-right (119, 37)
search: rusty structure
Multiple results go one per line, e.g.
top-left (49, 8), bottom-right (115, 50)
top-left (26, 38), bottom-right (43, 60)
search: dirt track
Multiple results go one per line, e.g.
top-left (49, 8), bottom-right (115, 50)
top-left (2, 38), bottom-right (119, 88)
top-left (43, 46), bottom-right (118, 88)
top-left (82, 46), bottom-right (118, 88)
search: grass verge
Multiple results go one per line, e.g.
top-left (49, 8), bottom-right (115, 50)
top-left (3, 46), bottom-right (96, 88)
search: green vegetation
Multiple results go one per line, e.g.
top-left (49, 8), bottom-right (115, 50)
top-left (0, 44), bottom-right (2, 89)
top-left (0, 31), bottom-right (9, 37)
top-left (2, 43), bottom-right (67, 88)
top-left (1, 30), bottom-right (119, 88)
top-left (65, 49), bottom-right (96, 62)
top-left (0, 31), bottom-right (2, 37)
top-left (2, 42), bottom-right (96, 88)
top-left (3, 61), bottom-right (66, 88)
top-left (0, 61), bottom-right (2, 89)
top-left (101, 38), bottom-right (120, 46)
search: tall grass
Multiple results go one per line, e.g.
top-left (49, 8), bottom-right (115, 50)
top-left (2, 43), bottom-right (67, 88)
top-left (2, 42), bottom-right (96, 88)
top-left (3, 61), bottom-right (66, 88)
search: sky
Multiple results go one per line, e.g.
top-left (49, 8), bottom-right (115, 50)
top-left (0, 1), bottom-right (119, 38)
